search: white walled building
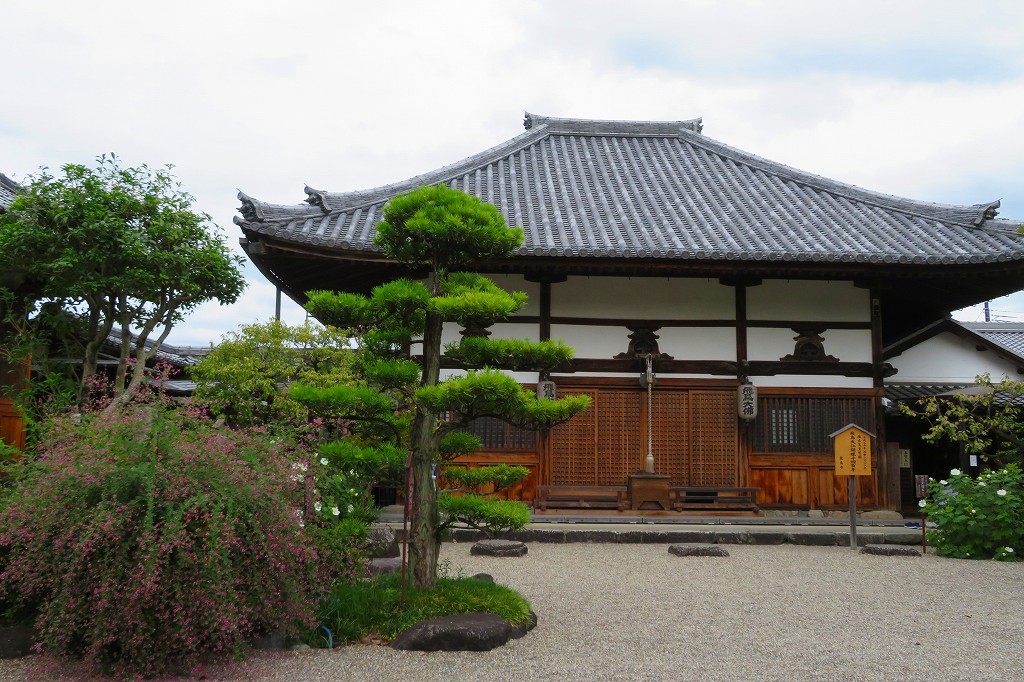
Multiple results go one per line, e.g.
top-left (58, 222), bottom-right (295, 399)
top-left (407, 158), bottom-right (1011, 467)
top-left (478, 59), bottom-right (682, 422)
top-left (236, 114), bottom-right (1024, 511)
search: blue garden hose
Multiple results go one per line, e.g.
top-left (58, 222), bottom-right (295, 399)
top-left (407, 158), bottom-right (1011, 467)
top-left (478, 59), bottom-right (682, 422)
top-left (321, 625), bottom-right (333, 649)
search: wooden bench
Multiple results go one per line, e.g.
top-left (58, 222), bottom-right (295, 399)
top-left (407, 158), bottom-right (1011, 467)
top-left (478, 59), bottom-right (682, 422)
top-left (534, 485), bottom-right (628, 511)
top-left (669, 487), bottom-right (760, 511)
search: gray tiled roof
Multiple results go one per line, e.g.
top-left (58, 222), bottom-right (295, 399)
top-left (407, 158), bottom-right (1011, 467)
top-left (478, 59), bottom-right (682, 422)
top-left (103, 327), bottom-right (211, 368)
top-left (236, 113), bottom-right (1024, 265)
top-left (884, 383), bottom-right (972, 402)
top-left (885, 382), bottom-right (1024, 406)
top-left (0, 173), bottom-right (20, 211)
top-left (961, 321), bottom-right (1024, 358)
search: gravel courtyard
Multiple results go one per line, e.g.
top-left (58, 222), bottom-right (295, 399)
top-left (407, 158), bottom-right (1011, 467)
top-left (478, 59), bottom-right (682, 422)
top-left (3, 542), bottom-right (1022, 681)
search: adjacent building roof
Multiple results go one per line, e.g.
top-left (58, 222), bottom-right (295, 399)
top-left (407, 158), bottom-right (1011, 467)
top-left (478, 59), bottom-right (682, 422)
top-left (0, 172), bottom-right (20, 211)
top-left (962, 321), bottom-right (1024, 358)
top-left (237, 113), bottom-right (1024, 266)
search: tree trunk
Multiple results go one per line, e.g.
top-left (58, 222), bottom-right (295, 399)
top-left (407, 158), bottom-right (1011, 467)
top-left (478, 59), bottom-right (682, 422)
top-left (408, 305), bottom-right (444, 589)
top-left (79, 299), bottom-right (115, 405)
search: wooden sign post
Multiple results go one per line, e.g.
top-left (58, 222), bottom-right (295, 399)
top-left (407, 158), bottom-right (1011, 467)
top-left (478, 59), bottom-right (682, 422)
top-left (830, 424), bottom-right (874, 550)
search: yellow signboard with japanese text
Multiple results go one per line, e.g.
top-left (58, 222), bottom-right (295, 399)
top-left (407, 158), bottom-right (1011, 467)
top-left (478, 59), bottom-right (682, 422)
top-left (831, 424), bottom-right (873, 476)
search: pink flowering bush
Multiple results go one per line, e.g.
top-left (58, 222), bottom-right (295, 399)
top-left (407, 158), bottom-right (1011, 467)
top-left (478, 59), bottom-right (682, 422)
top-left (0, 403), bottom-right (326, 678)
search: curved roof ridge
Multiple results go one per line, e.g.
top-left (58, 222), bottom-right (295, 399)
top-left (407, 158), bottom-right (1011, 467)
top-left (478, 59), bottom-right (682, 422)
top-left (235, 190), bottom-right (324, 224)
top-left (682, 131), bottom-right (1011, 229)
top-left (523, 112), bottom-right (703, 135)
top-left (306, 117), bottom-right (555, 213)
top-left (298, 113), bottom-right (703, 214)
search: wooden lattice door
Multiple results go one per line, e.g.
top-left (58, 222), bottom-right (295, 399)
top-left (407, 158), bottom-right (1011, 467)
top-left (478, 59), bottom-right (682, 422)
top-left (650, 391), bottom-right (690, 485)
top-left (690, 391), bottom-right (738, 485)
top-left (550, 385), bottom-right (738, 487)
top-left (550, 388), bottom-right (640, 485)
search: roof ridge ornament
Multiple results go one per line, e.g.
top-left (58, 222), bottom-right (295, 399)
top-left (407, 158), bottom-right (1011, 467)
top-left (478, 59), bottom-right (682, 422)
top-left (974, 200), bottom-right (1001, 227)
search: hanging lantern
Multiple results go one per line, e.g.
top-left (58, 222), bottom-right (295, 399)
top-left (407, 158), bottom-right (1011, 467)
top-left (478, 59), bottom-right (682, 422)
top-left (537, 380), bottom-right (557, 400)
top-left (737, 382), bottom-right (757, 420)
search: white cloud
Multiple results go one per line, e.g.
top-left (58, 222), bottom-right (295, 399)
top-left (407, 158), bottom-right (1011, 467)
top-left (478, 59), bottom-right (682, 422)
top-left (5, 0), bottom-right (1024, 342)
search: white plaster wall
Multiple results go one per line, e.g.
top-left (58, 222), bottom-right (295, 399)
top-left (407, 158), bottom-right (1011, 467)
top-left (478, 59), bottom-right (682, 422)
top-left (889, 332), bottom-right (1020, 383)
top-left (486, 274), bottom-right (540, 316)
top-left (657, 327), bottom-right (736, 361)
top-left (489, 322), bottom-right (539, 343)
top-left (551, 324), bottom-right (630, 358)
top-left (440, 322), bottom-right (462, 348)
top-left (747, 280), bottom-right (869, 322)
top-left (748, 328), bottom-right (871, 362)
top-left (439, 368), bottom-right (540, 384)
top-left (441, 321), bottom-right (538, 349)
top-left (551, 277), bottom-right (734, 319)
top-left (752, 376), bottom-right (875, 389)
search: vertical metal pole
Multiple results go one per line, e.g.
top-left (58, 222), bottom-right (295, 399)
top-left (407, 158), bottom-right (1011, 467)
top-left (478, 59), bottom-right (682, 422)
top-left (275, 287), bottom-right (282, 321)
top-left (921, 512), bottom-right (927, 554)
top-left (848, 476), bottom-right (857, 550)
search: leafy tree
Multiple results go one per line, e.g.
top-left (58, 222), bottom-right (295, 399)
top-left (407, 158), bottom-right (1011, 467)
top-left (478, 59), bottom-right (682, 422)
top-left (900, 373), bottom-right (1024, 466)
top-left (291, 184), bottom-right (589, 588)
top-left (440, 464), bottom-right (532, 537)
top-left (191, 318), bottom-right (356, 429)
top-left (0, 155), bottom-right (245, 403)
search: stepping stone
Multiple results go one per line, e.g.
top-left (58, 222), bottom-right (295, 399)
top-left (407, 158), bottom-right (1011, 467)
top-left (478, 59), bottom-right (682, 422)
top-left (471, 539), bottom-right (528, 557)
top-left (668, 543), bottom-right (729, 557)
top-left (860, 544), bottom-right (922, 557)
top-left (368, 557), bottom-right (403, 575)
top-left (390, 613), bottom-right (513, 651)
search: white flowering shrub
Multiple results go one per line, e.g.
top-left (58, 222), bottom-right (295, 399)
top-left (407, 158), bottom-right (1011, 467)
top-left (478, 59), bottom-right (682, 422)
top-left (921, 464), bottom-right (1023, 560)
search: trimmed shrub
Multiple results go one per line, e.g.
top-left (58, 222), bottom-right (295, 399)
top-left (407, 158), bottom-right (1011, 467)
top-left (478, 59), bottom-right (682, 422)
top-left (314, 574), bottom-right (533, 644)
top-left (0, 404), bottom-right (329, 677)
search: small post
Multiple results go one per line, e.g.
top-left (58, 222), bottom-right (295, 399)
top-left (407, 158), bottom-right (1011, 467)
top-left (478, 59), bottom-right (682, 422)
top-left (914, 474), bottom-right (929, 554)
top-left (848, 476), bottom-right (857, 550)
top-left (275, 287), bottom-right (282, 321)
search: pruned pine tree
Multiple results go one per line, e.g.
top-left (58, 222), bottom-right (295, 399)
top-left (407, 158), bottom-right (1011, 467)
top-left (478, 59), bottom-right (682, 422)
top-left (290, 185), bottom-right (589, 589)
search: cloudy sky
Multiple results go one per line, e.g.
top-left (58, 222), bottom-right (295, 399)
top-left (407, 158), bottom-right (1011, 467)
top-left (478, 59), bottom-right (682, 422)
top-left (4, 1), bottom-right (1024, 346)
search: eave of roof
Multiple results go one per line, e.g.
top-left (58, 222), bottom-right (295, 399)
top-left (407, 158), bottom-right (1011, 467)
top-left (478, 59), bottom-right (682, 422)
top-left (0, 172), bottom-right (21, 212)
top-left (236, 113), bottom-right (1024, 268)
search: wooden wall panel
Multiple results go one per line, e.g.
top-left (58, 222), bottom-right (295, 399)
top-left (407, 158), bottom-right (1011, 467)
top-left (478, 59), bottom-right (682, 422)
top-left (449, 452), bottom-right (539, 500)
top-left (751, 455), bottom-right (878, 508)
top-left (751, 468), bottom-right (808, 506)
top-left (0, 399), bottom-right (25, 452)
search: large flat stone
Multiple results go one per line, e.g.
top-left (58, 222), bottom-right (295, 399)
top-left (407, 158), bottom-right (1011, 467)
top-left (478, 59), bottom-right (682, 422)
top-left (713, 531), bottom-right (751, 544)
top-left (790, 533), bottom-right (839, 546)
top-left (368, 557), bottom-right (403, 576)
top-left (390, 613), bottom-right (513, 651)
top-left (668, 543), bottom-right (730, 557)
top-left (471, 539), bottom-right (528, 557)
top-left (510, 611), bottom-right (539, 640)
top-left (565, 530), bottom-right (621, 543)
top-left (861, 544), bottom-right (922, 557)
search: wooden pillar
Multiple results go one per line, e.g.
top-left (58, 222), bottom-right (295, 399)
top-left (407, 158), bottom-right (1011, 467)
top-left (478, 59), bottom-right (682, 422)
top-left (870, 294), bottom-right (891, 509)
top-left (735, 284), bottom-right (751, 488)
top-left (538, 280), bottom-right (553, 485)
